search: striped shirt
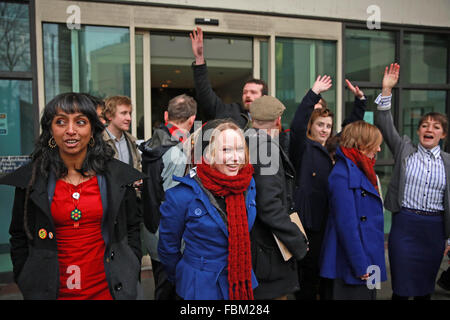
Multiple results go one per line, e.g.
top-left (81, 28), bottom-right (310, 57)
top-left (375, 93), bottom-right (446, 212)
top-left (402, 143), bottom-right (446, 212)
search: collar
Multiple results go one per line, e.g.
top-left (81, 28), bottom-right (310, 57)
top-left (418, 143), bottom-right (441, 160)
top-left (105, 127), bottom-right (125, 142)
top-left (165, 122), bottom-right (188, 143)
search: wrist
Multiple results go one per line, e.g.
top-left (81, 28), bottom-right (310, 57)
top-left (195, 56), bottom-right (205, 65)
top-left (382, 88), bottom-right (392, 96)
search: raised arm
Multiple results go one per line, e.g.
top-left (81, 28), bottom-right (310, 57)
top-left (190, 27), bottom-right (205, 66)
top-left (374, 63), bottom-right (403, 156)
top-left (341, 79), bottom-right (366, 128)
top-left (289, 75), bottom-right (332, 167)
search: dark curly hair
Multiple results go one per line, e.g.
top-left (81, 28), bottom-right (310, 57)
top-left (23, 92), bottom-right (114, 240)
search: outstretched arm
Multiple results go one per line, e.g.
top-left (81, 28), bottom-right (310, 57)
top-left (341, 79), bottom-right (366, 128)
top-left (190, 27), bottom-right (205, 65)
top-left (374, 63), bottom-right (402, 156)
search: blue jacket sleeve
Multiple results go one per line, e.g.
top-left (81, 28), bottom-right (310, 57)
top-left (158, 187), bottom-right (186, 283)
top-left (328, 169), bottom-right (370, 278)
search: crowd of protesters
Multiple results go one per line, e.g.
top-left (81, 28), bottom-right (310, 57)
top-left (1, 26), bottom-right (449, 301)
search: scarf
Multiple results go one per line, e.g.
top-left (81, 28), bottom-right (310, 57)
top-left (165, 122), bottom-right (188, 143)
top-left (196, 161), bottom-right (254, 300)
top-left (340, 146), bottom-right (379, 195)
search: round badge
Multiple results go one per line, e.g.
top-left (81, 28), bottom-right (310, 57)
top-left (38, 228), bottom-right (47, 239)
top-left (71, 208), bottom-right (82, 221)
top-left (48, 232), bottom-right (54, 239)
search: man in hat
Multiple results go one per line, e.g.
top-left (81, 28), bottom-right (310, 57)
top-left (246, 96), bottom-right (309, 300)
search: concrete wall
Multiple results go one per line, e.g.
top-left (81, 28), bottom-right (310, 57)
top-left (119, 0), bottom-right (450, 28)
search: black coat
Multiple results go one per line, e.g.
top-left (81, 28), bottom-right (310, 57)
top-left (0, 159), bottom-right (144, 300)
top-left (192, 62), bottom-right (250, 130)
top-left (289, 89), bottom-right (366, 232)
top-left (247, 129), bottom-right (308, 299)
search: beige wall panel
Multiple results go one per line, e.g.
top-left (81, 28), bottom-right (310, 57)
top-left (120, 0), bottom-right (450, 28)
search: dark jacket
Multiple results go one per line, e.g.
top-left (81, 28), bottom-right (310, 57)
top-left (1, 159), bottom-right (144, 300)
top-left (192, 62), bottom-right (250, 130)
top-left (139, 125), bottom-right (180, 233)
top-left (289, 89), bottom-right (366, 232)
top-left (247, 128), bottom-right (308, 299)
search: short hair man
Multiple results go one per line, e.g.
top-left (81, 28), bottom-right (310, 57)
top-left (139, 93), bottom-right (197, 300)
top-left (190, 27), bottom-right (267, 130)
top-left (247, 95), bottom-right (308, 300)
top-left (103, 95), bottom-right (141, 171)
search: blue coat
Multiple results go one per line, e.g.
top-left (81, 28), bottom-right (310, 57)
top-left (158, 173), bottom-right (258, 300)
top-left (319, 148), bottom-right (387, 285)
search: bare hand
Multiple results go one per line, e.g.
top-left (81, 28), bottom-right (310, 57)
top-left (311, 75), bottom-right (332, 95)
top-left (190, 27), bottom-right (205, 65)
top-left (345, 79), bottom-right (364, 99)
top-left (360, 273), bottom-right (370, 281)
top-left (382, 63), bottom-right (400, 95)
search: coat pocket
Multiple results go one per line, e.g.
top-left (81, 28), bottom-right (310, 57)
top-left (251, 241), bottom-right (274, 281)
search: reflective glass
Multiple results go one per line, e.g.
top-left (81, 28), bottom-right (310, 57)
top-left (276, 37), bottom-right (336, 129)
top-left (260, 40), bottom-right (269, 86)
top-left (136, 34), bottom-right (144, 140)
top-left (401, 90), bottom-right (446, 146)
top-left (0, 2), bottom-right (30, 72)
top-left (345, 29), bottom-right (395, 83)
top-left (403, 33), bottom-right (448, 84)
top-left (344, 87), bottom-right (393, 162)
top-left (43, 24), bottom-right (130, 102)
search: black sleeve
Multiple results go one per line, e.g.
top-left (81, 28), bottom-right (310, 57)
top-left (8, 187), bottom-right (29, 282)
top-left (289, 89), bottom-right (321, 170)
top-left (125, 186), bottom-right (142, 262)
top-left (341, 96), bottom-right (367, 129)
top-left (141, 158), bottom-right (165, 233)
top-left (192, 62), bottom-right (238, 120)
top-left (252, 137), bottom-right (308, 261)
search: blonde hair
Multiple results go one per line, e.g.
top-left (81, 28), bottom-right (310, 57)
top-left (340, 120), bottom-right (383, 153)
top-left (205, 122), bottom-right (249, 168)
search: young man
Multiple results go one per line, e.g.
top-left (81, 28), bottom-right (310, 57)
top-left (139, 93), bottom-right (197, 300)
top-left (190, 27), bottom-right (267, 130)
top-left (103, 95), bottom-right (141, 171)
top-left (246, 95), bottom-right (308, 300)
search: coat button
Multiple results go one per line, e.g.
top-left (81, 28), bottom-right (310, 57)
top-left (114, 283), bottom-right (122, 291)
top-left (360, 216), bottom-right (367, 222)
top-left (312, 172), bottom-right (316, 177)
top-left (361, 191), bottom-right (367, 197)
top-left (111, 251), bottom-right (115, 260)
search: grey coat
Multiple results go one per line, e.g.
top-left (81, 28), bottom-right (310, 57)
top-left (375, 108), bottom-right (450, 237)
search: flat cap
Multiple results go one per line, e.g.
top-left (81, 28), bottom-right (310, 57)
top-left (249, 96), bottom-right (286, 121)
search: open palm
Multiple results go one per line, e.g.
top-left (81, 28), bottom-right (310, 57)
top-left (382, 63), bottom-right (400, 90)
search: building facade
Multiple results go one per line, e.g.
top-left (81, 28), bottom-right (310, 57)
top-left (0, 0), bottom-right (449, 271)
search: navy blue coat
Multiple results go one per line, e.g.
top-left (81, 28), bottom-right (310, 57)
top-left (289, 89), bottom-right (367, 232)
top-left (319, 148), bottom-right (387, 285)
top-left (158, 173), bottom-right (258, 300)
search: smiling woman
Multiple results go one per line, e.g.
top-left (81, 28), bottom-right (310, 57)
top-left (0, 92), bottom-right (144, 300)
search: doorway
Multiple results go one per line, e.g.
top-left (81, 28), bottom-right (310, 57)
top-left (135, 31), bottom-right (254, 140)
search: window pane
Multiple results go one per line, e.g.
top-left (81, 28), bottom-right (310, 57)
top-left (0, 80), bottom-right (33, 156)
top-left (401, 90), bottom-right (446, 146)
top-left (345, 29), bottom-right (395, 83)
top-left (276, 37), bottom-right (336, 129)
top-left (344, 87), bottom-right (393, 161)
top-left (403, 33), bottom-right (448, 84)
top-left (136, 34), bottom-right (144, 140)
top-left (0, 2), bottom-right (30, 72)
top-left (260, 40), bottom-right (269, 86)
top-left (375, 165), bottom-right (393, 233)
top-left (43, 24), bottom-right (130, 102)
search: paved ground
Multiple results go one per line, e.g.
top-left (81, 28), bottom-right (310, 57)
top-left (1, 250), bottom-right (449, 300)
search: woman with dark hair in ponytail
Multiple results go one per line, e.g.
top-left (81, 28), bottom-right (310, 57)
top-left (0, 92), bottom-right (144, 300)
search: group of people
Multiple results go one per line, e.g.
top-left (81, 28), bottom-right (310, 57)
top-left (1, 26), bottom-right (449, 301)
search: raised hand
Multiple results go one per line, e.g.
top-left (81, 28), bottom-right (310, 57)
top-left (190, 27), bottom-right (205, 65)
top-left (345, 79), bottom-right (364, 99)
top-left (311, 75), bottom-right (332, 95)
top-left (382, 63), bottom-right (400, 96)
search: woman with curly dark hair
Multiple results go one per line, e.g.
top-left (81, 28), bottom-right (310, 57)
top-left (0, 92), bottom-right (144, 300)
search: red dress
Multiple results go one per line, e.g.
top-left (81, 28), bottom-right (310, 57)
top-left (51, 176), bottom-right (113, 300)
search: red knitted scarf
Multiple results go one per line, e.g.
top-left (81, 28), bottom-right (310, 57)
top-left (196, 161), bottom-right (254, 300)
top-left (340, 146), bottom-right (379, 194)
